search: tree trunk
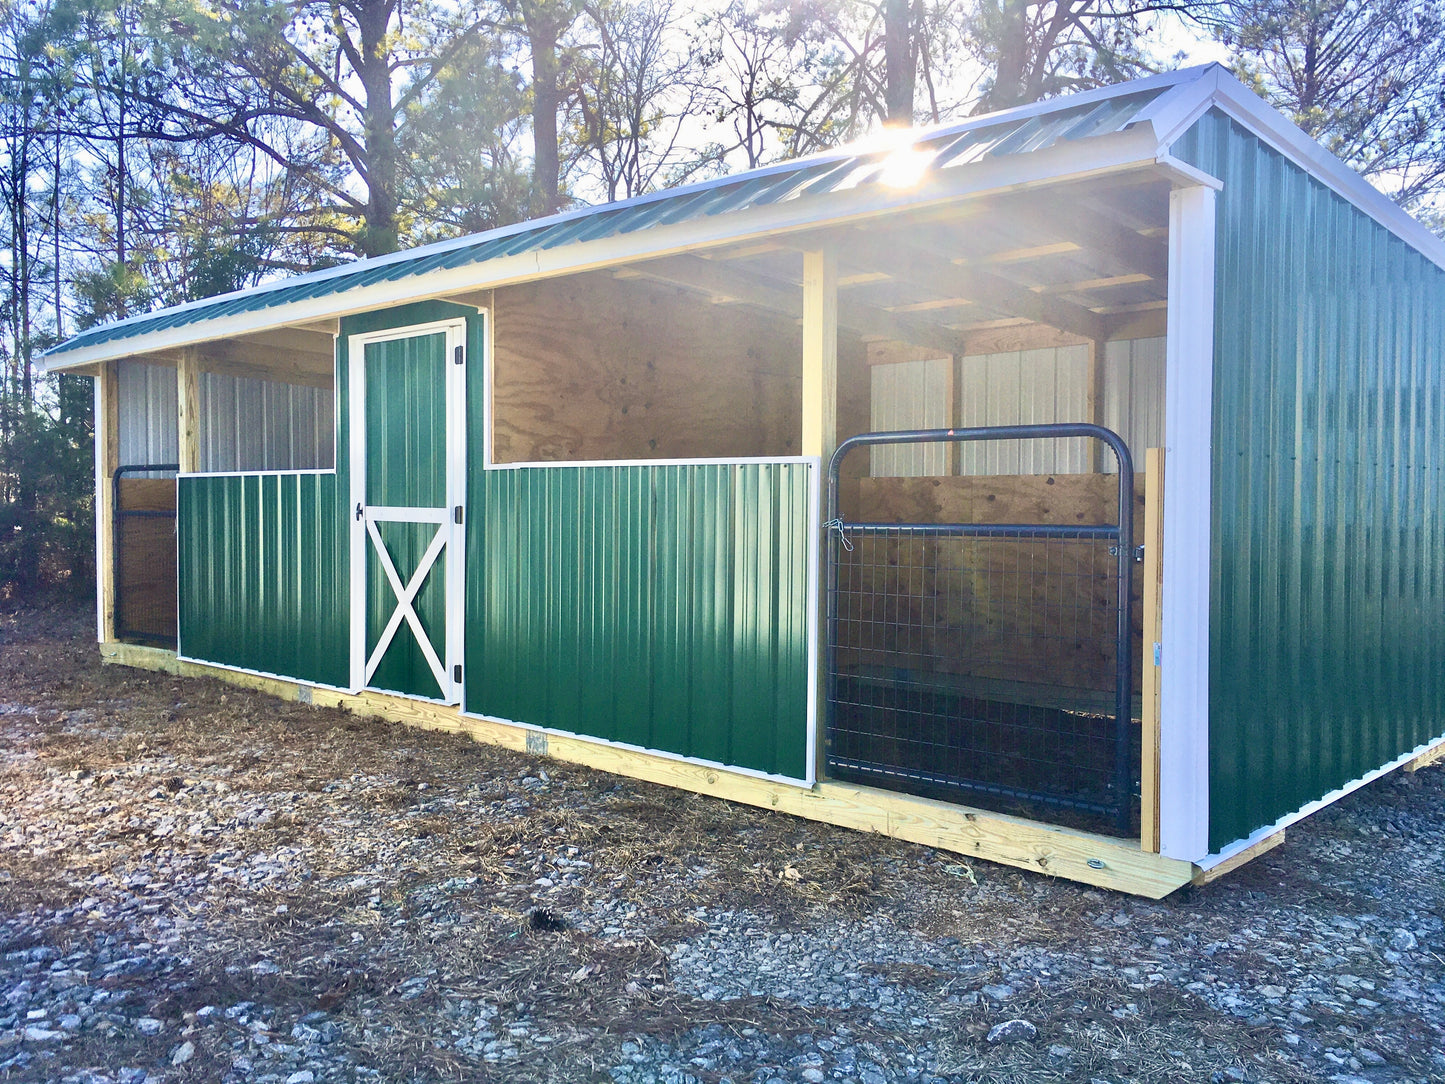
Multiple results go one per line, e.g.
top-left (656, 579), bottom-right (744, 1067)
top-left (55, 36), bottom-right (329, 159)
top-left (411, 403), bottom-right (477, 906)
top-left (883, 0), bottom-right (915, 125)
top-left (522, 0), bottom-right (564, 215)
top-left (357, 0), bottom-right (400, 256)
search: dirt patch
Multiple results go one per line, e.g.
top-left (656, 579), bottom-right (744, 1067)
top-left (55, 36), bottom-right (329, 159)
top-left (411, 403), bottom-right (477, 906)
top-left (0, 604), bottom-right (1440, 1083)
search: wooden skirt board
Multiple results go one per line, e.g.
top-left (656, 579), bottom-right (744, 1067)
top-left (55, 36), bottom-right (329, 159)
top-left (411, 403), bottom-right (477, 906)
top-left (100, 641), bottom-right (1195, 897)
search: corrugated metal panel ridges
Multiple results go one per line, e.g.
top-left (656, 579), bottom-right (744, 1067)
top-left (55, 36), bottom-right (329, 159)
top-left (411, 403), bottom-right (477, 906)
top-left (1175, 110), bottom-right (1445, 851)
top-left (50, 87), bottom-right (1170, 358)
top-left (177, 472), bottom-right (349, 687)
top-left (463, 462), bottom-right (812, 780)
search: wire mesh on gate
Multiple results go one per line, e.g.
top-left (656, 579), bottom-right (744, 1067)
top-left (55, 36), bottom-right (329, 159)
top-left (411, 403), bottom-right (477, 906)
top-left (824, 425), bottom-right (1139, 838)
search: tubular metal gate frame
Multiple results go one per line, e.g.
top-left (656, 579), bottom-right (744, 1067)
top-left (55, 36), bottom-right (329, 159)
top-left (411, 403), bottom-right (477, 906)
top-left (824, 424), bottom-right (1137, 836)
top-left (113, 463), bottom-right (179, 646)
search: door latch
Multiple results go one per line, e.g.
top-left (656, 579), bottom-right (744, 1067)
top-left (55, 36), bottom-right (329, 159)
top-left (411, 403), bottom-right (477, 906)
top-left (355, 502), bottom-right (363, 521)
top-left (453, 505), bottom-right (464, 525)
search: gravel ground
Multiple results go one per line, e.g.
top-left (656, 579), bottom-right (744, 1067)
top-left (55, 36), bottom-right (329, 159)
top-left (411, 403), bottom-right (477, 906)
top-left (0, 604), bottom-right (1441, 1084)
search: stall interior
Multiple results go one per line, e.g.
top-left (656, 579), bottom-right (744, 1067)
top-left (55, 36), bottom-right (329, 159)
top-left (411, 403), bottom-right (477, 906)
top-left (109, 169), bottom-right (1171, 836)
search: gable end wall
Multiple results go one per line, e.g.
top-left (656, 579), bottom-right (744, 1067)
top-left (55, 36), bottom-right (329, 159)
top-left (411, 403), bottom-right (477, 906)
top-left (1175, 109), bottom-right (1445, 851)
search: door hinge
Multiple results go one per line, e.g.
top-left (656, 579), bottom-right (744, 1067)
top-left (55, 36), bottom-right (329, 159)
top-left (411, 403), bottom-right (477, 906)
top-left (453, 664), bottom-right (462, 684)
top-left (453, 345), bottom-right (464, 365)
top-left (453, 505), bottom-right (464, 525)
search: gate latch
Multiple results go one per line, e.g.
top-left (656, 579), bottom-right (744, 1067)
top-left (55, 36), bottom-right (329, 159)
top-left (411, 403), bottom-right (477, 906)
top-left (824, 518), bottom-right (853, 552)
top-left (355, 502), bottom-right (364, 521)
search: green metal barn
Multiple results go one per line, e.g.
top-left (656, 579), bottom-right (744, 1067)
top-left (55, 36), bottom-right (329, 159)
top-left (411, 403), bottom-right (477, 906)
top-left (42, 64), bottom-right (1445, 896)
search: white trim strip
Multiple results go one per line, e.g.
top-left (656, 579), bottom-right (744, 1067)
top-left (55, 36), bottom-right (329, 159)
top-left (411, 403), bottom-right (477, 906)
top-left (174, 654), bottom-right (351, 695)
top-left (367, 505), bottom-right (448, 523)
top-left (363, 518), bottom-right (449, 690)
top-left (1197, 727), bottom-right (1445, 869)
top-left (803, 458), bottom-right (821, 786)
top-left (489, 455), bottom-right (820, 470)
top-left (1158, 184), bottom-right (1216, 863)
top-left (178, 469), bottom-right (335, 479)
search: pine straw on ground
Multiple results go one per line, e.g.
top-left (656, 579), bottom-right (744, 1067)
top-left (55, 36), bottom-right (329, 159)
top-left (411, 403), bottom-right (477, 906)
top-left (0, 604), bottom-right (1438, 1083)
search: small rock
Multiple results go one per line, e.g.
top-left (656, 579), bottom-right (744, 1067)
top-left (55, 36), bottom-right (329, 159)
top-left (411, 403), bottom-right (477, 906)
top-left (287, 1072), bottom-right (315, 1084)
top-left (1258, 985), bottom-right (1287, 999)
top-left (1388, 929), bottom-right (1417, 951)
top-left (1047, 1044), bottom-right (1074, 1057)
top-left (802, 1070), bottom-right (825, 1083)
top-left (1356, 1048), bottom-right (1386, 1066)
top-left (986, 1019), bottom-right (1037, 1045)
top-left (135, 1016), bottom-right (164, 1036)
top-left (980, 983), bottom-right (1015, 1002)
top-left (172, 1040), bottom-right (195, 1065)
top-left (22, 1025), bottom-right (65, 1041)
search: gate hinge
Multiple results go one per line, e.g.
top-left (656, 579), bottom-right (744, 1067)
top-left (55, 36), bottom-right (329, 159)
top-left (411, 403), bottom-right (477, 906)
top-left (453, 505), bottom-right (464, 525)
top-left (453, 345), bottom-right (464, 365)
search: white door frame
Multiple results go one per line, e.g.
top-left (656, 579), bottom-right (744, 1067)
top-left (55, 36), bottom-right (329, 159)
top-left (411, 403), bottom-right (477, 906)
top-left (347, 319), bottom-right (468, 702)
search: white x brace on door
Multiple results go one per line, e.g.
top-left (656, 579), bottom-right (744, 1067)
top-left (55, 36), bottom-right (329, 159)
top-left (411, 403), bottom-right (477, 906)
top-left (348, 319), bottom-right (467, 702)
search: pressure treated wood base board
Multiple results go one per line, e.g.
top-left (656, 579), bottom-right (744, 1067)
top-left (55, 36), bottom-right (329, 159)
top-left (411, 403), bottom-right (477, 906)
top-left (1191, 830), bottom-right (1286, 887)
top-left (99, 642), bottom-right (1195, 898)
top-left (1404, 737), bottom-right (1445, 773)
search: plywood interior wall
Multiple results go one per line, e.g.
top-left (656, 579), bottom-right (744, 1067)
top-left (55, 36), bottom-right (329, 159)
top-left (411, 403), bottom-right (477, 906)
top-left (492, 273), bottom-right (813, 463)
top-left (844, 473), bottom-right (1146, 700)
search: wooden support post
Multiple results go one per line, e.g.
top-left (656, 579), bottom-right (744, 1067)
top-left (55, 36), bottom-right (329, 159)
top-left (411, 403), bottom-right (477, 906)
top-left (801, 249), bottom-right (838, 461)
top-left (1087, 339), bottom-right (1107, 472)
top-left (1140, 447), bottom-right (1165, 852)
top-left (94, 361), bottom-right (120, 643)
top-left (177, 349), bottom-right (201, 474)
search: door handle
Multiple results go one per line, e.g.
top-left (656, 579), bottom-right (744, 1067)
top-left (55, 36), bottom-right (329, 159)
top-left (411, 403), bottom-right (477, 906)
top-left (355, 502), bottom-right (363, 521)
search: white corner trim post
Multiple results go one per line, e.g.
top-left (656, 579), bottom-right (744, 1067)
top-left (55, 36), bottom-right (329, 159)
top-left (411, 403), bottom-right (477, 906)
top-left (801, 248), bottom-right (837, 783)
top-left (1159, 183), bottom-right (1217, 861)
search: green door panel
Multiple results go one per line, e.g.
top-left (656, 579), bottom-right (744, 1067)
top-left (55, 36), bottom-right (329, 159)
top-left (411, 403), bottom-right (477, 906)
top-left (361, 330), bottom-right (452, 700)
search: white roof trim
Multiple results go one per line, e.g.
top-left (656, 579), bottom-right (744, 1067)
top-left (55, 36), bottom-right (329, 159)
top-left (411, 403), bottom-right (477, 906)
top-left (43, 128), bottom-right (1166, 372)
top-left (1151, 68), bottom-right (1445, 273)
top-left (43, 66), bottom-right (1214, 363)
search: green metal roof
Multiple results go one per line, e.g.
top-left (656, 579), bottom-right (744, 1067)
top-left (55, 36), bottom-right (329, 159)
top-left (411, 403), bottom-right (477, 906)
top-left (46, 71), bottom-right (1197, 362)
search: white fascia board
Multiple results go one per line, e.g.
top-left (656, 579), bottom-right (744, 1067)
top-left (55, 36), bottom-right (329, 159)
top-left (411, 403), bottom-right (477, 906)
top-left (42, 126), bottom-right (1166, 373)
top-left (1154, 70), bottom-right (1445, 274)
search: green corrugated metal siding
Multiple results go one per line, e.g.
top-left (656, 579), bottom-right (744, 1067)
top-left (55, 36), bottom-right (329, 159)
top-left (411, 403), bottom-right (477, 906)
top-left (1174, 110), bottom-right (1445, 851)
top-left (363, 332), bottom-right (447, 506)
top-left (177, 472), bottom-right (348, 686)
top-left (463, 462), bottom-right (813, 780)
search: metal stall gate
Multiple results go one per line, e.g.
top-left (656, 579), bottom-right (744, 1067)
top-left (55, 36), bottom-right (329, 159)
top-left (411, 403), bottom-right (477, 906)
top-left (824, 425), bottom-right (1138, 836)
top-left (114, 463), bottom-right (180, 646)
